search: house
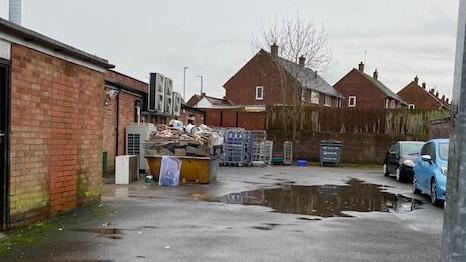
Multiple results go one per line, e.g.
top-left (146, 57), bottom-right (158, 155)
top-left (187, 93), bottom-right (232, 109)
top-left (397, 76), bottom-right (451, 110)
top-left (0, 17), bottom-right (114, 228)
top-left (223, 44), bottom-right (343, 107)
top-left (334, 62), bottom-right (408, 109)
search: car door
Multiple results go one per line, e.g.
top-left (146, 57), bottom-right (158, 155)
top-left (387, 144), bottom-right (399, 173)
top-left (417, 143), bottom-right (431, 191)
top-left (421, 143), bottom-right (436, 188)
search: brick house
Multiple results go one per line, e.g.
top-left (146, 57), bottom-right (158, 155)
top-left (334, 62), bottom-right (408, 109)
top-left (0, 18), bottom-right (114, 228)
top-left (397, 76), bottom-right (451, 110)
top-left (224, 44), bottom-right (343, 107)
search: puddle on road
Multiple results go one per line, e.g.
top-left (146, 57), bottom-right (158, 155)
top-left (211, 178), bottom-right (423, 218)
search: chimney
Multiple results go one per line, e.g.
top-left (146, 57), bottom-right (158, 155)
top-left (447, 98), bottom-right (450, 104)
top-left (430, 89), bottom-right (435, 94)
top-left (373, 69), bottom-right (378, 80)
top-left (442, 95), bottom-right (446, 101)
top-left (435, 91), bottom-right (439, 98)
top-left (9, 0), bottom-right (22, 25)
top-left (271, 43), bottom-right (278, 56)
top-left (422, 83), bottom-right (426, 89)
top-left (299, 56), bottom-right (306, 67)
top-left (358, 62), bottom-right (365, 72)
top-left (414, 76), bottom-right (419, 84)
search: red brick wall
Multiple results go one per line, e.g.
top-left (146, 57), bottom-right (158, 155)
top-left (103, 90), bottom-right (117, 174)
top-left (334, 69), bottom-right (387, 109)
top-left (268, 131), bottom-right (428, 164)
top-left (117, 93), bottom-right (138, 155)
top-left (103, 71), bottom-right (148, 174)
top-left (9, 44), bottom-right (105, 226)
top-left (204, 109), bottom-right (266, 130)
top-left (397, 82), bottom-right (446, 110)
top-left (179, 108), bottom-right (205, 126)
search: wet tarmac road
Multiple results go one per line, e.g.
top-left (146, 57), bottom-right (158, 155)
top-left (0, 166), bottom-right (444, 261)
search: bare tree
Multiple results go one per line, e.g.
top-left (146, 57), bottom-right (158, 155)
top-left (253, 15), bottom-right (333, 141)
top-left (253, 14), bottom-right (332, 73)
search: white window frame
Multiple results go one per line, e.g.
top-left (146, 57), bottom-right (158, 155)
top-left (348, 96), bottom-right (357, 107)
top-left (324, 95), bottom-right (331, 107)
top-left (311, 91), bottom-right (320, 104)
top-left (390, 100), bottom-right (396, 109)
top-left (256, 86), bottom-right (264, 100)
top-left (409, 104), bottom-right (415, 110)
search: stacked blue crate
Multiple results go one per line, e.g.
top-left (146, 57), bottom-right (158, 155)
top-left (222, 129), bottom-right (254, 166)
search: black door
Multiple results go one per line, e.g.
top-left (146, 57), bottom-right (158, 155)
top-left (0, 61), bottom-right (9, 230)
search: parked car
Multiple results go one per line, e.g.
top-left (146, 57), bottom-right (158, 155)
top-left (383, 141), bottom-right (425, 182)
top-left (413, 139), bottom-right (449, 206)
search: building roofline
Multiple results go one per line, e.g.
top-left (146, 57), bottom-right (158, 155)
top-left (0, 17), bottom-right (114, 69)
top-left (108, 70), bottom-right (148, 86)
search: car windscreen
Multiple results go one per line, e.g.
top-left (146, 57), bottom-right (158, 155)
top-left (400, 143), bottom-right (424, 155)
top-left (439, 143), bottom-right (449, 161)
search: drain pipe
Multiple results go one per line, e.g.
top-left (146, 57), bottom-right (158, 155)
top-left (115, 90), bottom-right (121, 156)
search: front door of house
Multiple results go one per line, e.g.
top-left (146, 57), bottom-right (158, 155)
top-left (0, 61), bottom-right (9, 229)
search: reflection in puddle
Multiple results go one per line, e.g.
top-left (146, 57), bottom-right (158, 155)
top-left (212, 179), bottom-right (423, 217)
top-left (76, 228), bottom-right (124, 240)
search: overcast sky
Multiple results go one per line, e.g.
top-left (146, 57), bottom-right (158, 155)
top-left (0, 0), bottom-right (460, 100)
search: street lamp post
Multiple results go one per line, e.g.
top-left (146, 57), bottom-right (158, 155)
top-left (197, 75), bottom-right (204, 95)
top-left (441, 1), bottom-right (466, 261)
top-left (183, 66), bottom-right (189, 101)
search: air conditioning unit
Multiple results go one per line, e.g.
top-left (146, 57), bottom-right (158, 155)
top-left (172, 92), bottom-right (182, 117)
top-left (148, 73), bottom-right (165, 113)
top-left (164, 78), bottom-right (173, 115)
top-left (126, 123), bottom-right (157, 172)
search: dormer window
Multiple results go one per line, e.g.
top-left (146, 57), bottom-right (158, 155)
top-left (256, 86), bottom-right (264, 100)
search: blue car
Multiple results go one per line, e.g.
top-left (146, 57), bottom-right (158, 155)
top-left (413, 139), bottom-right (449, 206)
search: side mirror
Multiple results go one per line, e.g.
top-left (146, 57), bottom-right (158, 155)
top-left (421, 155), bottom-right (432, 163)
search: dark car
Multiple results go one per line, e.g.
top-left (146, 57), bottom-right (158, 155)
top-left (383, 141), bottom-right (425, 182)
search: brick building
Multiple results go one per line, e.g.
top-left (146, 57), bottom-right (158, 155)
top-left (103, 70), bottom-right (148, 175)
top-left (397, 76), bottom-right (451, 110)
top-left (224, 44), bottom-right (342, 107)
top-left (0, 18), bottom-right (114, 228)
top-left (334, 62), bottom-right (408, 109)
top-left (179, 104), bottom-right (205, 126)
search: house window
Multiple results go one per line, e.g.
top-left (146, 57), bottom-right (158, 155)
top-left (324, 96), bottom-right (331, 107)
top-left (409, 104), bottom-right (415, 110)
top-left (390, 100), bottom-right (396, 109)
top-left (311, 91), bottom-right (320, 104)
top-left (337, 98), bottom-right (342, 108)
top-left (348, 96), bottom-right (357, 107)
top-left (256, 86), bottom-right (264, 100)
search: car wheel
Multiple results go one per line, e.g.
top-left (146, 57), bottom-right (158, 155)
top-left (383, 164), bottom-right (390, 177)
top-left (412, 176), bottom-right (421, 195)
top-left (431, 180), bottom-right (443, 206)
top-left (396, 167), bottom-right (403, 182)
